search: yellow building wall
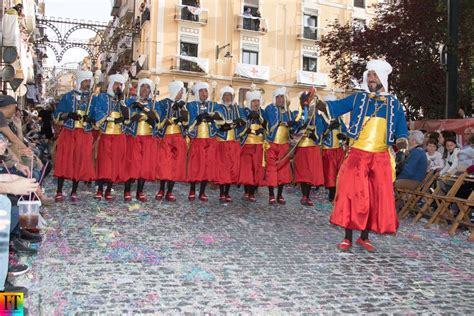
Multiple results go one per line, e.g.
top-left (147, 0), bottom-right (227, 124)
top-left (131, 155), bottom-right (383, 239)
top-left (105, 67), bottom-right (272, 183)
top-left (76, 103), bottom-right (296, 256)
top-left (138, 0), bottom-right (378, 108)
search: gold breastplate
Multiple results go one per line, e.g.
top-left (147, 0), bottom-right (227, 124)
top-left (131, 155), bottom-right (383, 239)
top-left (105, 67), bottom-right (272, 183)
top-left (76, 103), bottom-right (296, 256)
top-left (105, 111), bottom-right (122, 135)
top-left (137, 120), bottom-right (153, 136)
top-left (298, 136), bottom-right (316, 147)
top-left (74, 109), bottom-right (86, 128)
top-left (196, 122), bottom-right (210, 139)
top-left (245, 124), bottom-right (264, 145)
top-left (165, 123), bottom-right (182, 135)
top-left (274, 124), bottom-right (289, 144)
top-left (351, 117), bottom-right (388, 152)
top-left (218, 129), bottom-right (235, 142)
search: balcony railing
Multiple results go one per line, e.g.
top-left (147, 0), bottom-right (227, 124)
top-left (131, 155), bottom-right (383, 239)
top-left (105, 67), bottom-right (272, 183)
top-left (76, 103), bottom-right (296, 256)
top-left (236, 15), bottom-right (268, 33)
top-left (170, 55), bottom-right (209, 74)
top-left (117, 34), bottom-right (133, 56)
top-left (174, 5), bottom-right (208, 24)
top-left (119, 0), bottom-right (134, 20)
top-left (297, 25), bottom-right (321, 41)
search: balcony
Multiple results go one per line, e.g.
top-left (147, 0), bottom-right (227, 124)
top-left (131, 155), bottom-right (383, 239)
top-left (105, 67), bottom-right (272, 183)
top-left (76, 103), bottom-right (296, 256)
top-left (297, 25), bottom-right (321, 41)
top-left (135, 54), bottom-right (150, 79)
top-left (170, 55), bottom-right (209, 75)
top-left (296, 70), bottom-right (328, 86)
top-left (118, 0), bottom-right (135, 21)
top-left (236, 15), bottom-right (267, 34)
top-left (117, 34), bottom-right (133, 56)
top-left (174, 5), bottom-right (208, 25)
top-left (234, 63), bottom-right (269, 81)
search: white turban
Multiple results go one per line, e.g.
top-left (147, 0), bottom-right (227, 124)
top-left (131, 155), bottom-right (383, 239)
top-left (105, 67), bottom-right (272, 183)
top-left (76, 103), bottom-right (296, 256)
top-left (137, 78), bottom-right (154, 99)
top-left (168, 80), bottom-right (184, 101)
top-left (76, 70), bottom-right (93, 91)
top-left (246, 90), bottom-right (262, 107)
top-left (220, 85), bottom-right (234, 104)
top-left (361, 59), bottom-right (393, 94)
top-left (272, 87), bottom-right (287, 104)
top-left (192, 82), bottom-right (209, 101)
top-left (107, 74), bottom-right (126, 96)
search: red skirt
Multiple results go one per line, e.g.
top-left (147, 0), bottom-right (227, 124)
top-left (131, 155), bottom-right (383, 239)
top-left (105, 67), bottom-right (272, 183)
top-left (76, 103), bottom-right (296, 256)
top-left (323, 147), bottom-right (345, 188)
top-left (294, 145), bottom-right (324, 186)
top-left (262, 142), bottom-right (292, 187)
top-left (214, 140), bottom-right (241, 185)
top-left (187, 138), bottom-right (216, 182)
top-left (125, 135), bottom-right (157, 181)
top-left (238, 144), bottom-right (265, 186)
top-left (157, 134), bottom-right (187, 182)
top-left (54, 128), bottom-right (95, 181)
top-left (330, 148), bottom-right (398, 234)
top-left (96, 134), bottom-right (128, 183)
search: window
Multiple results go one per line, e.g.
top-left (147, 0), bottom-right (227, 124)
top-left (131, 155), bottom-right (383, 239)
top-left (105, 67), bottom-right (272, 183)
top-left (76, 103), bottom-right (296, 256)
top-left (180, 41), bottom-right (201, 72)
top-left (242, 49), bottom-right (258, 65)
top-left (303, 14), bottom-right (318, 40)
top-left (242, 0), bottom-right (261, 31)
top-left (353, 18), bottom-right (366, 31)
top-left (181, 0), bottom-right (200, 22)
top-left (354, 0), bottom-right (365, 8)
top-left (238, 88), bottom-right (250, 107)
top-left (303, 56), bottom-right (317, 72)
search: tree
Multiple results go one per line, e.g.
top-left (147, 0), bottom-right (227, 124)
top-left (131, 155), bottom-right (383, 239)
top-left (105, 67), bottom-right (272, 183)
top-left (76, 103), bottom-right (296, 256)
top-left (319, 0), bottom-right (473, 119)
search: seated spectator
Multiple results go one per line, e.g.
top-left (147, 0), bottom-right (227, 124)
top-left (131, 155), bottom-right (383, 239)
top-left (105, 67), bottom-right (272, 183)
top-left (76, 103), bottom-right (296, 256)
top-left (458, 134), bottom-right (474, 169)
top-left (426, 138), bottom-right (444, 172)
top-left (395, 130), bottom-right (428, 190)
top-left (463, 127), bottom-right (473, 147)
top-left (440, 137), bottom-right (460, 176)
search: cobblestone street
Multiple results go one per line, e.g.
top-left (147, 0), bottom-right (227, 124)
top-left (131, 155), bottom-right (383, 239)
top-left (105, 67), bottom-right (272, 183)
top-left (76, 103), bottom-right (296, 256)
top-left (16, 181), bottom-right (474, 314)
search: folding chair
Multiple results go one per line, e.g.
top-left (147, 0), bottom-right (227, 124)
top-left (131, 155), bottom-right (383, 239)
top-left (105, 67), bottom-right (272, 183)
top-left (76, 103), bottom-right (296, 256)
top-left (397, 171), bottom-right (436, 219)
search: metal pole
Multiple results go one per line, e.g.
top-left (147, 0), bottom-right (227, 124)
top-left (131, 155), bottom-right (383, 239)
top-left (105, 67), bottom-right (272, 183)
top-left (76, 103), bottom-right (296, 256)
top-left (446, 0), bottom-right (459, 119)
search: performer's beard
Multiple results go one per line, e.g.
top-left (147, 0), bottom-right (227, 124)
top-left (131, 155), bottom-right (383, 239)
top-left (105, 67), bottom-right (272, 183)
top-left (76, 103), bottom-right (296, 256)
top-left (114, 88), bottom-right (123, 99)
top-left (368, 82), bottom-right (383, 93)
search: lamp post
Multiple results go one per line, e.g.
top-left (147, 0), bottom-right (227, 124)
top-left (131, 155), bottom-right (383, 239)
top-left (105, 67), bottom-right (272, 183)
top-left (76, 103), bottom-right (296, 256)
top-left (445, 0), bottom-right (459, 119)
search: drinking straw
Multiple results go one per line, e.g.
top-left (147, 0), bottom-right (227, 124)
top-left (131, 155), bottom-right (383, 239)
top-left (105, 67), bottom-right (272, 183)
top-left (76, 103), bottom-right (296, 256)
top-left (38, 161), bottom-right (49, 185)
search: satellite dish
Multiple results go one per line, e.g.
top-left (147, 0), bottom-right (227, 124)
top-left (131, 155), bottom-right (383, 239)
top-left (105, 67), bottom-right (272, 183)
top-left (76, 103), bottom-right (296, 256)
top-left (17, 84), bottom-right (28, 97)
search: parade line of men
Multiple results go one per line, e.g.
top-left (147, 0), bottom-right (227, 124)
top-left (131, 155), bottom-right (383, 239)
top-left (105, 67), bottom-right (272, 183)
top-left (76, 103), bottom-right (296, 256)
top-left (53, 59), bottom-right (408, 252)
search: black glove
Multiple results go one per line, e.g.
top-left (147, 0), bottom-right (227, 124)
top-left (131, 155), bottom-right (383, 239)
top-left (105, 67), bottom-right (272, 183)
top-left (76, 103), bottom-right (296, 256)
top-left (114, 117), bottom-right (125, 124)
top-left (83, 115), bottom-right (95, 124)
top-left (130, 114), bottom-right (141, 122)
top-left (67, 112), bottom-right (82, 121)
top-left (328, 120), bottom-right (340, 130)
top-left (233, 118), bottom-right (246, 127)
top-left (172, 100), bottom-right (185, 110)
top-left (146, 117), bottom-right (156, 126)
top-left (336, 133), bottom-right (347, 141)
top-left (287, 120), bottom-right (296, 128)
top-left (131, 102), bottom-right (143, 110)
top-left (219, 123), bottom-right (232, 132)
top-left (174, 116), bottom-right (185, 124)
top-left (255, 128), bottom-right (266, 136)
top-left (248, 111), bottom-right (260, 120)
top-left (309, 133), bottom-right (318, 142)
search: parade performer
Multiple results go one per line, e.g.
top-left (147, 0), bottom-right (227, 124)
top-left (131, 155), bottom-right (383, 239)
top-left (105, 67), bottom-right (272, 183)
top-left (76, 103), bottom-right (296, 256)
top-left (154, 80), bottom-right (188, 202)
top-left (263, 87), bottom-right (297, 205)
top-left (316, 59), bottom-right (408, 252)
top-left (53, 70), bottom-right (96, 202)
top-left (238, 89), bottom-right (266, 202)
top-left (186, 82), bottom-right (221, 201)
top-left (123, 78), bottom-right (159, 202)
top-left (292, 89), bottom-right (326, 206)
top-left (213, 86), bottom-right (246, 202)
top-left (92, 74), bottom-right (130, 201)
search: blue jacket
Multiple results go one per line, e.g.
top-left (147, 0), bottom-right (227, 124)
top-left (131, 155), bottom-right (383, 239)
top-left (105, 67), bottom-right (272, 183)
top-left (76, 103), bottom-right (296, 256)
top-left (321, 117), bottom-right (348, 147)
top-left (296, 112), bottom-right (327, 145)
top-left (398, 146), bottom-right (428, 182)
top-left (124, 97), bottom-right (156, 136)
top-left (187, 100), bottom-right (218, 138)
top-left (91, 93), bottom-right (129, 133)
top-left (54, 90), bottom-right (93, 132)
top-left (238, 108), bottom-right (266, 145)
top-left (326, 92), bottom-right (408, 145)
top-left (214, 103), bottom-right (242, 140)
top-left (154, 98), bottom-right (187, 138)
top-left (263, 104), bottom-right (297, 143)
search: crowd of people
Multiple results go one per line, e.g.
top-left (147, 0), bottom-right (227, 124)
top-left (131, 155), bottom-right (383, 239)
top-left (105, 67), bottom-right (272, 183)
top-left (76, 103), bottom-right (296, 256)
top-left (1, 58), bottom-right (472, 295)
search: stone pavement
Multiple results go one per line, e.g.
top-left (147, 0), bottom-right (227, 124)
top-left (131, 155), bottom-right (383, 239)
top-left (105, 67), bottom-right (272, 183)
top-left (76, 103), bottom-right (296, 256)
top-left (14, 180), bottom-right (473, 314)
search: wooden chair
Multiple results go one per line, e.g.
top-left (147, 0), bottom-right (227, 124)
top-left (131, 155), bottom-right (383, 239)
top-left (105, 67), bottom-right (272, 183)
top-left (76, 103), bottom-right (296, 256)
top-left (424, 172), bottom-right (469, 229)
top-left (396, 171), bottom-right (437, 219)
top-left (447, 190), bottom-right (474, 235)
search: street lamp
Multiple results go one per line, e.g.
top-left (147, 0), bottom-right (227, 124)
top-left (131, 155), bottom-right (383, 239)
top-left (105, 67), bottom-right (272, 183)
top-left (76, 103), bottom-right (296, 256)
top-left (216, 43), bottom-right (232, 60)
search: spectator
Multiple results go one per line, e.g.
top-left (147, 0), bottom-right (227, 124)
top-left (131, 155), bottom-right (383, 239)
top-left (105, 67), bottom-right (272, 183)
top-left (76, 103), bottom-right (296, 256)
top-left (458, 134), bottom-right (474, 170)
top-left (395, 130), bottom-right (428, 190)
top-left (426, 138), bottom-right (444, 171)
top-left (439, 137), bottom-right (460, 176)
top-left (438, 130), bottom-right (456, 156)
top-left (457, 107), bottom-right (467, 119)
top-left (255, 9), bottom-right (261, 31)
top-left (463, 127), bottom-right (473, 147)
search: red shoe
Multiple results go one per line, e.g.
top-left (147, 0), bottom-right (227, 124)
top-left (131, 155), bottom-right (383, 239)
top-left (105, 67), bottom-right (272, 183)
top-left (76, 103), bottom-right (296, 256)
top-left (219, 194), bottom-right (226, 203)
top-left (124, 192), bottom-right (132, 202)
top-left (188, 191), bottom-right (196, 201)
top-left (136, 192), bottom-right (147, 202)
top-left (225, 195), bottom-right (233, 203)
top-left (277, 196), bottom-right (286, 205)
top-left (305, 198), bottom-right (314, 206)
top-left (269, 196), bottom-right (276, 205)
top-left (241, 193), bottom-right (250, 201)
top-left (155, 190), bottom-right (164, 201)
top-left (249, 194), bottom-right (256, 202)
top-left (199, 193), bottom-right (208, 202)
top-left (165, 192), bottom-right (176, 202)
top-left (105, 192), bottom-right (114, 201)
top-left (356, 238), bottom-right (375, 252)
top-left (300, 197), bottom-right (314, 206)
top-left (95, 189), bottom-right (103, 201)
top-left (70, 193), bottom-right (78, 202)
top-left (337, 239), bottom-right (352, 251)
top-left (55, 192), bottom-right (64, 203)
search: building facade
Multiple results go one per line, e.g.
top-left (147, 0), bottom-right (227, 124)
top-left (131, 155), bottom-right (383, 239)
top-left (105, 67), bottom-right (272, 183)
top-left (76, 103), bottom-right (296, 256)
top-left (105, 0), bottom-right (382, 107)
